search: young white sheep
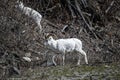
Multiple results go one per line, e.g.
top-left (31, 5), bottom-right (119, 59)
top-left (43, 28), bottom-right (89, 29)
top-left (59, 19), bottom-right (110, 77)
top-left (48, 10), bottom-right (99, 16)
top-left (15, 1), bottom-right (42, 32)
top-left (44, 34), bottom-right (88, 65)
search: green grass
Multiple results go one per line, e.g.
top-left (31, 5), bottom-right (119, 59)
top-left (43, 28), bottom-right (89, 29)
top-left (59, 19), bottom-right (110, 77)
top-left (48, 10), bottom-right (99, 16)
top-left (8, 63), bottom-right (120, 80)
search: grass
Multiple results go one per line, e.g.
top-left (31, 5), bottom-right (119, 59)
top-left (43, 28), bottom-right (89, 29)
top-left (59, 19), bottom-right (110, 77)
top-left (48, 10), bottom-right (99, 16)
top-left (8, 63), bottom-right (120, 80)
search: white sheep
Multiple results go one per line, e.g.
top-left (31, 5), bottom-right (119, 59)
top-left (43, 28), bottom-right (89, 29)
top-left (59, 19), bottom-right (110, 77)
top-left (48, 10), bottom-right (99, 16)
top-left (15, 1), bottom-right (42, 32)
top-left (44, 34), bottom-right (88, 65)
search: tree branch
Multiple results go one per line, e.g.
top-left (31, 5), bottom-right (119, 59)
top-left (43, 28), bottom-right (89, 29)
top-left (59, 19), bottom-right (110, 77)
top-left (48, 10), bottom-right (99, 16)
top-left (75, 0), bottom-right (98, 39)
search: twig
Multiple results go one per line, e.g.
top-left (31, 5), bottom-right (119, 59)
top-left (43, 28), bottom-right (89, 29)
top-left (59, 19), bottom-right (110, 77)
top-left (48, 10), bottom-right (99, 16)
top-left (67, 0), bottom-right (76, 18)
top-left (111, 39), bottom-right (114, 47)
top-left (79, 27), bottom-right (83, 34)
top-left (43, 19), bottom-right (60, 29)
top-left (28, 48), bottom-right (41, 55)
top-left (105, 0), bottom-right (115, 13)
top-left (61, 25), bottom-right (68, 32)
top-left (45, 3), bottom-right (61, 12)
top-left (75, 0), bottom-right (98, 39)
top-left (81, 0), bottom-right (88, 8)
top-left (82, 11), bottom-right (91, 17)
top-left (114, 16), bottom-right (120, 21)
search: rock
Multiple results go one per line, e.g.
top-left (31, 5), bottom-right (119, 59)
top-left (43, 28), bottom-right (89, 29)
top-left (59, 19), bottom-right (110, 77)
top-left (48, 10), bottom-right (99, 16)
top-left (25, 52), bottom-right (31, 57)
top-left (22, 57), bottom-right (31, 62)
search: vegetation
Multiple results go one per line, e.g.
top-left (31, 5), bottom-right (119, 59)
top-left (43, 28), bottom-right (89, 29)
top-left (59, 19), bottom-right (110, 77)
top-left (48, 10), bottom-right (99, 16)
top-left (8, 64), bottom-right (120, 80)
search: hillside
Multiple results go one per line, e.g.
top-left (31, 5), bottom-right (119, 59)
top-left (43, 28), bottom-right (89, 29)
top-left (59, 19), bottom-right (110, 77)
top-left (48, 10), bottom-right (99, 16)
top-left (0, 0), bottom-right (120, 79)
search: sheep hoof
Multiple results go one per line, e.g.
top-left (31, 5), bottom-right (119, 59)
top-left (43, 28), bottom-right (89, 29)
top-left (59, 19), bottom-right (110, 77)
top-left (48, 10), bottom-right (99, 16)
top-left (77, 63), bottom-right (80, 65)
top-left (54, 64), bottom-right (57, 66)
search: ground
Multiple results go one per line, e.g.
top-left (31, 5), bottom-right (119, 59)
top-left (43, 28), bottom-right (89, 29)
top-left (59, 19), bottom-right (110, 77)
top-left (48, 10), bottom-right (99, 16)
top-left (8, 63), bottom-right (120, 80)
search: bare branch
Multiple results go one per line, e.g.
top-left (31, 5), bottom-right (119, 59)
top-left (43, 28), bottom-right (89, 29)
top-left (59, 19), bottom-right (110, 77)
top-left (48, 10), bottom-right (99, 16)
top-left (105, 1), bottom-right (115, 14)
top-left (75, 0), bottom-right (98, 39)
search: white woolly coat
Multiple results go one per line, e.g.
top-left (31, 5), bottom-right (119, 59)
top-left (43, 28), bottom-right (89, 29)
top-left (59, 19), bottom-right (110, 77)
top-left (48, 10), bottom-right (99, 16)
top-left (45, 38), bottom-right (82, 53)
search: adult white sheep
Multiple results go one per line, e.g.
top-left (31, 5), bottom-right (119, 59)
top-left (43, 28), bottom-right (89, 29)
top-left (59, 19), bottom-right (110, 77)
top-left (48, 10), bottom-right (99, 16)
top-left (15, 0), bottom-right (42, 32)
top-left (44, 34), bottom-right (88, 66)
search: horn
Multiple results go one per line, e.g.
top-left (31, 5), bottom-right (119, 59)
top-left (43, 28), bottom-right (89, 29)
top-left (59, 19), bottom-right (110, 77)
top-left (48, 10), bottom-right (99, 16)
top-left (52, 34), bottom-right (57, 39)
top-left (44, 33), bottom-right (57, 39)
top-left (45, 33), bottom-right (53, 39)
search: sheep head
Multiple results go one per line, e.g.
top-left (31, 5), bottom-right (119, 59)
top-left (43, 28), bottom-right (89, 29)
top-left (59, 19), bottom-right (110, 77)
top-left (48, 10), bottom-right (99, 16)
top-left (44, 33), bottom-right (57, 46)
top-left (44, 33), bottom-right (56, 40)
top-left (15, 0), bottom-right (24, 9)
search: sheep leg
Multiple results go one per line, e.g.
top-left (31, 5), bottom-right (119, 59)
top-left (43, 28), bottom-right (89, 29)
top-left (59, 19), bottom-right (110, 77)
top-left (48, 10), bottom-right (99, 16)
top-left (38, 24), bottom-right (42, 32)
top-left (62, 53), bottom-right (65, 65)
top-left (36, 22), bottom-right (42, 33)
top-left (52, 55), bottom-right (57, 66)
top-left (79, 49), bottom-right (88, 64)
top-left (77, 54), bottom-right (81, 65)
